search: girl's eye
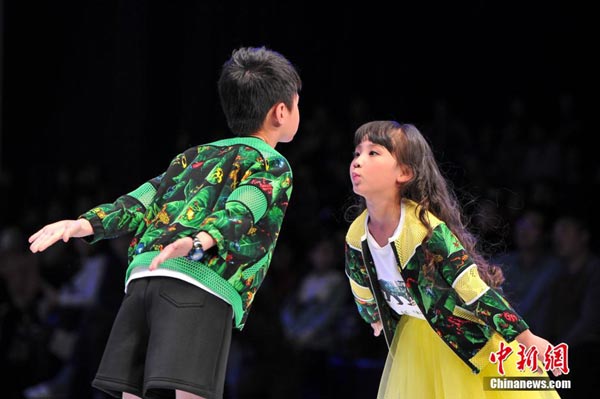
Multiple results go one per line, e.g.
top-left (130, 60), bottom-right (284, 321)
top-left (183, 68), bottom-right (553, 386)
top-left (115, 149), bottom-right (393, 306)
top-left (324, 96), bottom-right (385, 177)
top-left (369, 151), bottom-right (379, 156)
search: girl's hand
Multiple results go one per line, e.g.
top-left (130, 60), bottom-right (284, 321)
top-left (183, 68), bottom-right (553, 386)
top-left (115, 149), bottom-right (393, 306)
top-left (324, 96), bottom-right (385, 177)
top-left (516, 329), bottom-right (563, 377)
top-left (29, 219), bottom-right (93, 253)
top-left (371, 320), bottom-right (383, 337)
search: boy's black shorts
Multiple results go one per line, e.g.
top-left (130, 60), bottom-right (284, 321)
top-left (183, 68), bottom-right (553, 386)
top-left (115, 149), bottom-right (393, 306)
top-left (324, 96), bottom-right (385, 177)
top-left (92, 277), bottom-right (232, 399)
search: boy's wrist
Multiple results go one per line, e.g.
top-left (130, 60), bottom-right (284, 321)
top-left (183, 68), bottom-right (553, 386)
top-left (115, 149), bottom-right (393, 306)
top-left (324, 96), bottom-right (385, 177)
top-left (186, 236), bottom-right (205, 261)
top-left (76, 218), bottom-right (94, 236)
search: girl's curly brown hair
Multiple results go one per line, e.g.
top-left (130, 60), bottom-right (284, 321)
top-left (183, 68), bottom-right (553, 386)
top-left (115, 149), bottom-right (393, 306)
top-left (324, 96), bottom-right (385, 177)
top-left (347, 120), bottom-right (504, 288)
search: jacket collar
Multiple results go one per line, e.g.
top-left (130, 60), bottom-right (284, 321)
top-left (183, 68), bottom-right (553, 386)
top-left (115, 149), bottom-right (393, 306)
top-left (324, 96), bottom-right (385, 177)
top-left (346, 199), bottom-right (443, 268)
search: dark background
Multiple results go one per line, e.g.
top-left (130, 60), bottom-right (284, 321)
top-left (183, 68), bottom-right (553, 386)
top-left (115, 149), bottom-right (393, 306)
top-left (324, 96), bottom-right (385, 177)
top-left (1, 1), bottom-right (593, 188)
top-left (0, 1), bottom-right (595, 398)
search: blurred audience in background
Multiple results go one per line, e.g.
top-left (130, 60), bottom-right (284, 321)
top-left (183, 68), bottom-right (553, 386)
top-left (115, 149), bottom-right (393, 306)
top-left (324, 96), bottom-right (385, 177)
top-left (0, 226), bottom-right (59, 399)
top-left (279, 234), bottom-right (349, 399)
top-left (1, 92), bottom-right (594, 398)
top-left (494, 208), bottom-right (560, 321)
top-left (526, 213), bottom-right (600, 399)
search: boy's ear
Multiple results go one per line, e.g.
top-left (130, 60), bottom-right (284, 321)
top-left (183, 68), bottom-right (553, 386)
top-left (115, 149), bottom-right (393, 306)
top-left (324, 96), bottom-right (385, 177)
top-left (270, 102), bottom-right (287, 126)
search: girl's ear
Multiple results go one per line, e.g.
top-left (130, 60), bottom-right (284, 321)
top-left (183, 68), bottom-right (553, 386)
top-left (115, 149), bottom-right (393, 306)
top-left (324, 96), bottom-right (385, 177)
top-left (396, 164), bottom-right (414, 185)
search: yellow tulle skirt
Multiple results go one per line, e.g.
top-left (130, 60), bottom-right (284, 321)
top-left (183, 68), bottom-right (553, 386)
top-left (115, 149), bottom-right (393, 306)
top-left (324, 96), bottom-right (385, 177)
top-left (378, 316), bottom-right (562, 399)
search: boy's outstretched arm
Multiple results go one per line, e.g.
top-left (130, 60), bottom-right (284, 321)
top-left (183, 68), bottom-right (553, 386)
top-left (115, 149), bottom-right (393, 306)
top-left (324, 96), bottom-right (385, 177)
top-left (28, 218), bottom-right (93, 253)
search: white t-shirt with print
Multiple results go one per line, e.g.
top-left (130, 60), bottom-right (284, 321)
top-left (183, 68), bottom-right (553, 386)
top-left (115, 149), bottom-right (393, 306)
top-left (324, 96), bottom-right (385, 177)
top-left (366, 206), bottom-right (425, 320)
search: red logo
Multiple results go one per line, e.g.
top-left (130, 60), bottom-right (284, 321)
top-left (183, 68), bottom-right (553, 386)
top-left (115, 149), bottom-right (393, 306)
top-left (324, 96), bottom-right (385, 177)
top-left (489, 342), bottom-right (570, 375)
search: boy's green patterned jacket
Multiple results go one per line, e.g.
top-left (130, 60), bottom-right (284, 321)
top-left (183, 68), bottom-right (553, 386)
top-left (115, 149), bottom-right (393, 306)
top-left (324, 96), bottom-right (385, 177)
top-left (80, 137), bottom-right (292, 330)
top-left (345, 199), bottom-right (529, 373)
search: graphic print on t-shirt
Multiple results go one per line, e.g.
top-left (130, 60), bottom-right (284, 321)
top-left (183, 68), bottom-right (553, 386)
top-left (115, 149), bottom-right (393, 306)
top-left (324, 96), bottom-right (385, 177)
top-left (378, 278), bottom-right (424, 319)
top-left (379, 279), bottom-right (416, 306)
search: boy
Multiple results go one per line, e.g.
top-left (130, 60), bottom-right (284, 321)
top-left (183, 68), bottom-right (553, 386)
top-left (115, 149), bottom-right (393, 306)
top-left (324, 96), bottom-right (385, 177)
top-left (28, 46), bottom-right (301, 399)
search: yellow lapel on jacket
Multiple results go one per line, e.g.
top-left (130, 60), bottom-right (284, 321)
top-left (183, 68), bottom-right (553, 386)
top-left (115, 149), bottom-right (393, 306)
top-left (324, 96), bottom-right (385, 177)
top-left (346, 210), bottom-right (368, 250)
top-left (393, 199), bottom-right (442, 269)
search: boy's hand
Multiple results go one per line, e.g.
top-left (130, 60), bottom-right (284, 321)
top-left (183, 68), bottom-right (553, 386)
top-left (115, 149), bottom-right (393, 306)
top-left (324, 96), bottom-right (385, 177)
top-left (149, 237), bottom-right (194, 271)
top-left (29, 219), bottom-right (93, 253)
top-left (149, 232), bottom-right (216, 270)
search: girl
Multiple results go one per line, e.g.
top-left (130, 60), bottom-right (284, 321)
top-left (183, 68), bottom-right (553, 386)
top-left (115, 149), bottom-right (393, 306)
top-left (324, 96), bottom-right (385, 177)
top-left (345, 121), bottom-right (562, 398)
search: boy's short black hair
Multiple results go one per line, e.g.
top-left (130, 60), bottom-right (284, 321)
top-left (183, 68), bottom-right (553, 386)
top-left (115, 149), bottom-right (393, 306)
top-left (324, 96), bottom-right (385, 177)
top-left (218, 46), bottom-right (302, 136)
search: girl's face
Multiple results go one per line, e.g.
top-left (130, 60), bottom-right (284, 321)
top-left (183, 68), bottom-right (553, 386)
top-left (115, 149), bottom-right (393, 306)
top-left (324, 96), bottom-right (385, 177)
top-left (350, 139), bottom-right (410, 200)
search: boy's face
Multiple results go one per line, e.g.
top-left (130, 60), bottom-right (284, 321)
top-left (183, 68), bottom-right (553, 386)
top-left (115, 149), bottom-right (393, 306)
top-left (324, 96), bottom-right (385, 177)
top-left (279, 94), bottom-right (300, 143)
